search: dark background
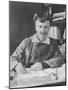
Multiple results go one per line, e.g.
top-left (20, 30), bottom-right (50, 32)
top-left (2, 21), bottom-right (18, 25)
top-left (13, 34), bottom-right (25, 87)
top-left (9, 1), bottom-right (66, 55)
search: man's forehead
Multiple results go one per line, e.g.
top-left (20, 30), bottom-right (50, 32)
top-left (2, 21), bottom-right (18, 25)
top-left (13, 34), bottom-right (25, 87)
top-left (36, 20), bottom-right (50, 26)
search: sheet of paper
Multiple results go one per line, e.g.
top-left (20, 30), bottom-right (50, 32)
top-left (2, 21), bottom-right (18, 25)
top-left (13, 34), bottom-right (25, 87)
top-left (14, 64), bottom-right (65, 81)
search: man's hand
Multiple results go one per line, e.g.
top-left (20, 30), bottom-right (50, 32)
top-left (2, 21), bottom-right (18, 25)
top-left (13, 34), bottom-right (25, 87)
top-left (31, 62), bottom-right (43, 71)
top-left (15, 63), bottom-right (26, 73)
top-left (10, 56), bottom-right (19, 71)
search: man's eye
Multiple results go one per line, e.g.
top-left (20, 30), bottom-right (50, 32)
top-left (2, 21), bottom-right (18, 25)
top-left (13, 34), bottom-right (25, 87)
top-left (44, 26), bottom-right (48, 29)
top-left (39, 26), bottom-right (42, 28)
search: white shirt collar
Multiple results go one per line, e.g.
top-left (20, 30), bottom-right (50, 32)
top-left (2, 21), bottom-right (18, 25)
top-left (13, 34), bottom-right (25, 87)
top-left (32, 34), bottom-right (50, 44)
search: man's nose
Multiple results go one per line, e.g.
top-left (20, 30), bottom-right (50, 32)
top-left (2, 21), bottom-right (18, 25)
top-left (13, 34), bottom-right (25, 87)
top-left (41, 27), bottom-right (45, 32)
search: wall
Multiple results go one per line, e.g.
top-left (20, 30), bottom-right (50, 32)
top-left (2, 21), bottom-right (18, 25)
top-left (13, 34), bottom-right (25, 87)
top-left (9, 1), bottom-right (43, 55)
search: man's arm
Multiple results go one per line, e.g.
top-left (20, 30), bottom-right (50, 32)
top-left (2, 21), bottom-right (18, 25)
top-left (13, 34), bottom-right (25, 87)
top-left (10, 38), bottom-right (26, 71)
top-left (43, 56), bottom-right (64, 68)
top-left (42, 44), bottom-right (64, 68)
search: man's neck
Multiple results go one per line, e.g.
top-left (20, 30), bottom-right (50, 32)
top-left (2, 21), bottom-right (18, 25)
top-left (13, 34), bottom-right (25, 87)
top-left (37, 34), bottom-right (47, 42)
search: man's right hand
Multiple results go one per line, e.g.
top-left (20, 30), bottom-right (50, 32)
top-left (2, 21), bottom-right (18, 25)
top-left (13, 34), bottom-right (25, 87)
top-left (15, 63), bottom-right (26, 73)
top-left (10, 56), bottom-right (18, 71)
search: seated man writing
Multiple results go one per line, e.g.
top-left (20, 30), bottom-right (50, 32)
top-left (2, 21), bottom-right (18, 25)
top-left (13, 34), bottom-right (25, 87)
top-left (10, 12), bottom-right (64, 75)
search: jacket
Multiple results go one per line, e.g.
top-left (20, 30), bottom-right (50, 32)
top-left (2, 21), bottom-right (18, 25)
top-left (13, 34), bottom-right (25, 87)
top-left (10, 35), bottom-right (64, 70)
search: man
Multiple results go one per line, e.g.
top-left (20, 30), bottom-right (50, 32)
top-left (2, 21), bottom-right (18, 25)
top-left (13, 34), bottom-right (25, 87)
top-left (10, 12), bottom-right (64, 74)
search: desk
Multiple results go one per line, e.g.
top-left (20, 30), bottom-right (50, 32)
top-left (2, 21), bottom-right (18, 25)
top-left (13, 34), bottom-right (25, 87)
top-left (10, 64), bottom-right (65, 88)
top-left (10, 76), bottom-right (65, 88)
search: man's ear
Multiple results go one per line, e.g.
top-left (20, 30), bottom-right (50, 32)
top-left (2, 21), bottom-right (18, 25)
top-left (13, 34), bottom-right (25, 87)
top-left (35, 20), bottom-right (37, 27)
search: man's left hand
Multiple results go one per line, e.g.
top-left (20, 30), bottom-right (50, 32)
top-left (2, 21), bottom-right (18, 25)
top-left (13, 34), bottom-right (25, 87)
top-left (31, 62), bottom-right (43, 71)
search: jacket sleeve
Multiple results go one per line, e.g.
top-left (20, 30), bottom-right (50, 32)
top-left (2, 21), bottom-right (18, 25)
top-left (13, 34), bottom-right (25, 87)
top-left (10, 38), bottom-right (27, 71)
top-left (41, 39), bottom-right (64, 68)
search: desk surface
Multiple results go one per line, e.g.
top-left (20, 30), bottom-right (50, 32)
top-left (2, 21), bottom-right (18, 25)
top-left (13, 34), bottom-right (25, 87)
top-left (10, 64), bottom-right (65, 88)
top-left (10, 76), bottom-right (65, 88)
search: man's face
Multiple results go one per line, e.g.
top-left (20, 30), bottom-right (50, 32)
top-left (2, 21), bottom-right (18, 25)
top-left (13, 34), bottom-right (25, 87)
top-left (35, 19), bottom-right (50, 36)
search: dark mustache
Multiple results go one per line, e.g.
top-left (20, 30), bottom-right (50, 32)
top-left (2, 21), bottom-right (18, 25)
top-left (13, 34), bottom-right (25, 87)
top-left (40, 32), bottom-right (48, 34)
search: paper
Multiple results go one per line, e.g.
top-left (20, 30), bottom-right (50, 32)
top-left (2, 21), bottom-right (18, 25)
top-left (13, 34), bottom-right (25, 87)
top-left (14, 64), bottom-right (65, 81)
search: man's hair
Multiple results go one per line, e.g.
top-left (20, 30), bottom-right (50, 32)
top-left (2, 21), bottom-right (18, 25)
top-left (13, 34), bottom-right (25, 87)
top-left (33, 12), bottom-right (51, 22)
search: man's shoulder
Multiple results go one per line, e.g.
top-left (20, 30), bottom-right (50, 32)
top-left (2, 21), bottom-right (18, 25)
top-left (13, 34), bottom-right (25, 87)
top-left (24, 35), bottom-right (34, 42)
top-left (22, 35), bottom-right (34, 45)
